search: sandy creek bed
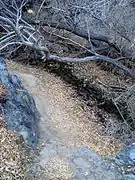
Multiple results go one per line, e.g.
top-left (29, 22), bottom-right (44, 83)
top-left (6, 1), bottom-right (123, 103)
top-left (7, 60), bottom-right (124, 179)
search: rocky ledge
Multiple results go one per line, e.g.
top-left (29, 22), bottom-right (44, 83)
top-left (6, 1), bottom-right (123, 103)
top-left (0, 57), bottom-right (39, 147)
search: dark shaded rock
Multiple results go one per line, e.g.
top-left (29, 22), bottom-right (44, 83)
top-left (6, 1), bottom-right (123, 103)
top-left (39, 144), bottom-right (124, 180)
top-left (0, 57), bottom-right (40, 147)
top-left (62, 147), bottom-right (123, 180)
top-left (113, 145), bottom-right (135, 180)
top-left (66, 146), bottom-right (135, 180)
top-left (39, 143), bottom-right (135, 179)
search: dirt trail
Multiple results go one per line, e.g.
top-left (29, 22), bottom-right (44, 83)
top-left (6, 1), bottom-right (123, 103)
top-left (7, 61), bottom-right (124, 179)
top-left (9, 68), bottom-right (95, 148)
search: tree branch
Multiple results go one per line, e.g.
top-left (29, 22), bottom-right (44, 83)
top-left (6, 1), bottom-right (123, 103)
top-left (0, 0), bottom-right (134, 79)
top-left (46, 53), bottom-right (133, 76)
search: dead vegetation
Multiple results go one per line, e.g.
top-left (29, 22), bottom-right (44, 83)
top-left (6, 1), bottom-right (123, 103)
top-left (0, 0), bottom-right (135, 78)
top-left (0, 84), bottom-right (32, 180)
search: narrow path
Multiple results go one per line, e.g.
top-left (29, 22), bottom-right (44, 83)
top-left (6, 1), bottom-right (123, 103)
top-left (7, 61), bottom-right (123, 179)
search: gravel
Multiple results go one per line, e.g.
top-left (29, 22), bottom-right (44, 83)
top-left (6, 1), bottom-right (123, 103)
top-left (0, 117), bottom-right (29, 180)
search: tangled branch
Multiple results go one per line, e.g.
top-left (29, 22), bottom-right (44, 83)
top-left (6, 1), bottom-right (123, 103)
top-left (0, 0), bottom-right (135, 79)
top-left (0, 0), bottom-right (49, 57)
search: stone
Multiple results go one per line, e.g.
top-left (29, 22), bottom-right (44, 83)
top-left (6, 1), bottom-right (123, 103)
top-left (0, 57), bottom-right (40, 147)
top-left (114, 145), bottom-right (135, 179)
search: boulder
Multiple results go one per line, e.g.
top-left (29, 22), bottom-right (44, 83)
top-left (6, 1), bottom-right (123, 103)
top-left (0, 57), bottom-right (40, 147)
top-left (113, 145), bottom-right (135, 180)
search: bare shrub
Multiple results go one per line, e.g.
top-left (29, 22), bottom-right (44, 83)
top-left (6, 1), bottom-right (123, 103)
top-left (106, 85), bottom-right (135, 144)
top-left (0, 0), bottom-right (135, 78)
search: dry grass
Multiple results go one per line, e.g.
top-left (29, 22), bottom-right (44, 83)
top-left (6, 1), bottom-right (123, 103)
top-left (111, 85), bottom-right (135, 144)
top-left (0, 114), bottom-right (30, 180)
top-left (7, 60), bottom-right (125, 156)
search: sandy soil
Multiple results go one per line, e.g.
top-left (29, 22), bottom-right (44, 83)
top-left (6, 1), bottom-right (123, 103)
top-left (0, 117), bottom-right (29, 180)
top-left (7, 60), bottom-right (124, 156)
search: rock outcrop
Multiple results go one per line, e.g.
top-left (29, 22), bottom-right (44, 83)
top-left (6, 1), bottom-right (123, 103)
top-left (114, 145), bottom-right (135, 180)
top-left (0, 57), bottom-right (39, 147)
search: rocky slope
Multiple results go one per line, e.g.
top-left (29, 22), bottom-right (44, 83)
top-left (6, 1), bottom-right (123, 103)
top-left (8, 59), bottom-right (135, 180)
top-left (0, 57), bottom-right (135, 179)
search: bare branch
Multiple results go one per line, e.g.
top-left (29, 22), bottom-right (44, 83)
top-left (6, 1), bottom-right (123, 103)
top-left (46, 53), bottom-right (130, 73)
top-left (0, 0), bottom-right (134, 79)
top-left (36, 0), bottom-right (46, 20)
top-left (0, 42), bottom-right (22, 51)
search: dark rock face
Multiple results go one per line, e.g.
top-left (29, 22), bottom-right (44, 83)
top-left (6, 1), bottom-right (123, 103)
top-left (66, 146), bottom-right (135, 179)
top-left (38, 144), bottom-right (135, 179)
top-left (59, 147), bottom-right (123, 180)
top-left (114, 145), bottom-right (135, 180)
top-left (0, 57), bottom-right (39, 147)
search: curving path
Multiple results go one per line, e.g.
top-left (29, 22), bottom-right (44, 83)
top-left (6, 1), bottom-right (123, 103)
top-left (8, 62), bottom-right (123, 180)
